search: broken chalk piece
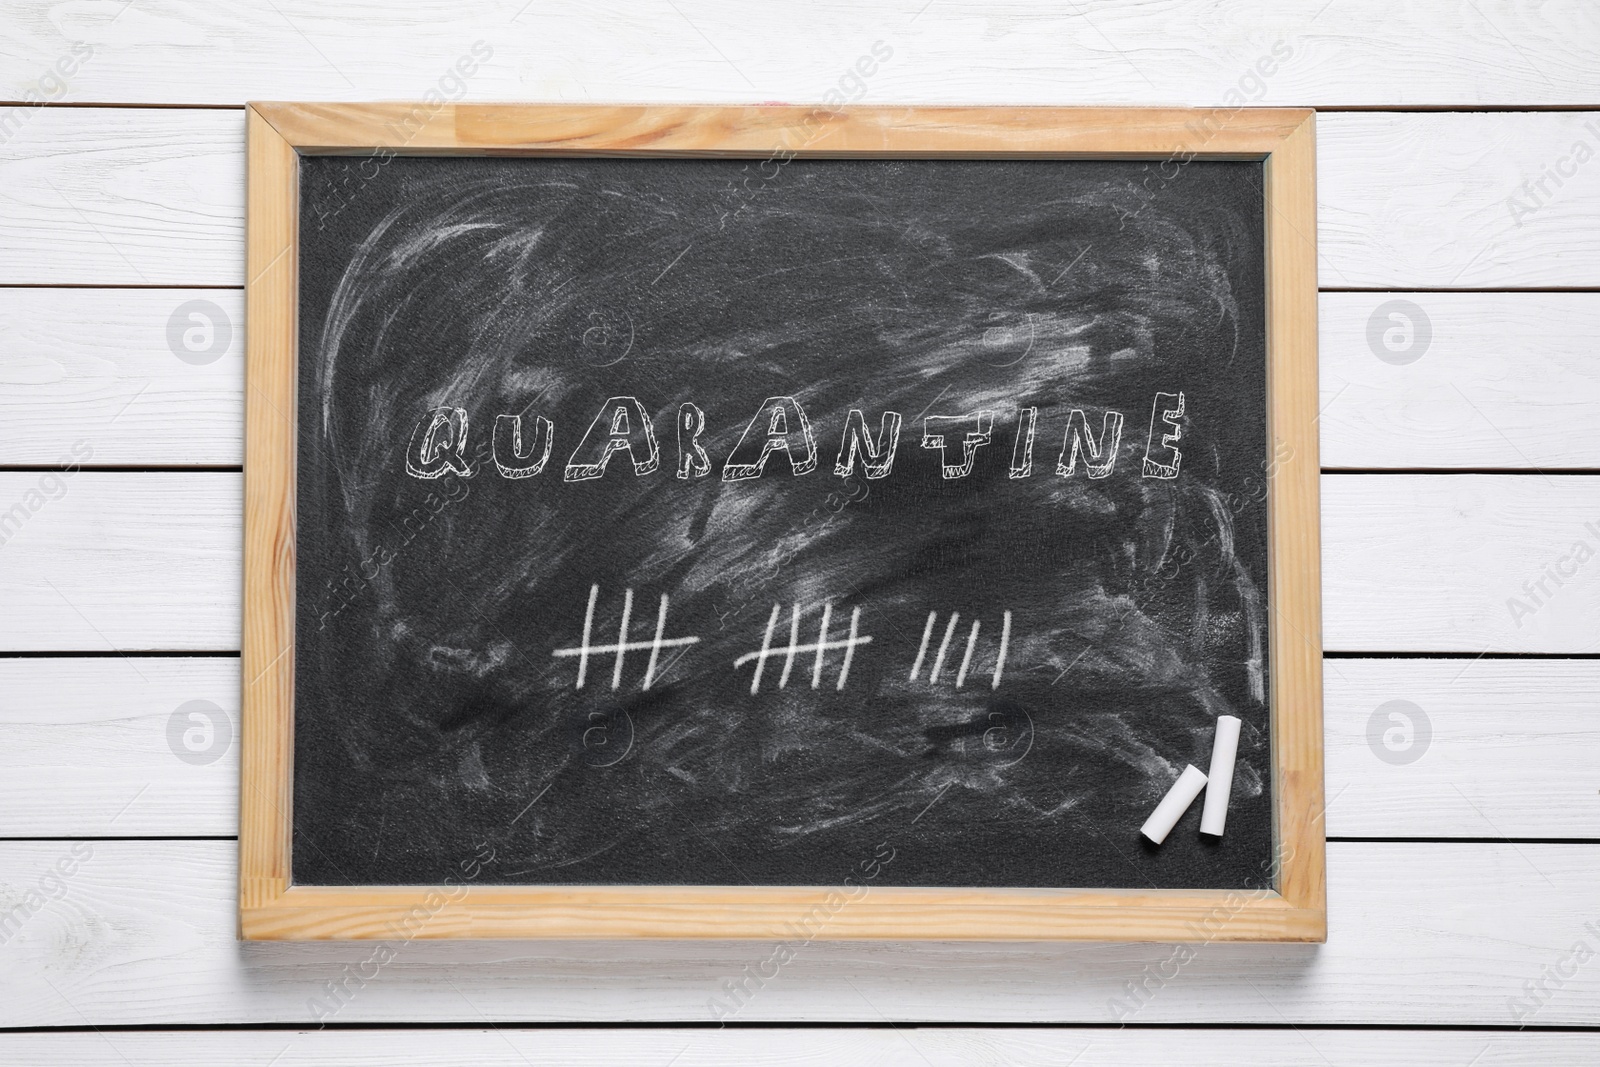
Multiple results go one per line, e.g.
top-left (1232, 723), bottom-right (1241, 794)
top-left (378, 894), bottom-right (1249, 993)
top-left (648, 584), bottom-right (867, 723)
top-left (1200, 714), bottom-right (1242, 837)
top-left (1140, 764), bottom-right (1208, 844)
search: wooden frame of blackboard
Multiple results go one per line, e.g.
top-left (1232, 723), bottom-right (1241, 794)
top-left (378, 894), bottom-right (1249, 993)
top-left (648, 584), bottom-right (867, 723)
top-left (241, 104), bottom-right (1324, 942)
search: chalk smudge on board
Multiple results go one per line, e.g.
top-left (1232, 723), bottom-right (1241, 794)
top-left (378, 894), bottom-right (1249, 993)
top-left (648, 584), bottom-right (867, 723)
top-left (293, 156), bottom-right (1272, 890)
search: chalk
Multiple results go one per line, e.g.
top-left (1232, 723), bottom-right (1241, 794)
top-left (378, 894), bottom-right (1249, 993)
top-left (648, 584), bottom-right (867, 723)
top-left (1200, 715), bottom-right (1242, 837)
top-left (1140, 764), bottom-right (1208, 845)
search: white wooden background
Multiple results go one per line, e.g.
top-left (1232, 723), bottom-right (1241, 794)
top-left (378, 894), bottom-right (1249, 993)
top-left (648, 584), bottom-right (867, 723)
top-left (2, 1), bottom-right (1599, 1063)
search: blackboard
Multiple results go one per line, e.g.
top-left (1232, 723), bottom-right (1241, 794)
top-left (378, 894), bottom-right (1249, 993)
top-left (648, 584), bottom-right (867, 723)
top-left (241, 104), bottom-right (1325, 941)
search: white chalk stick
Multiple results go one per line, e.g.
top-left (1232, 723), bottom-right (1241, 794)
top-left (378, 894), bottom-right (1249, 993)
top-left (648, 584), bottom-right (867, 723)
top-left (1200, 715), bottom-right (1242, 837)
top-left (1140, 764), bottom-right (1208, 844)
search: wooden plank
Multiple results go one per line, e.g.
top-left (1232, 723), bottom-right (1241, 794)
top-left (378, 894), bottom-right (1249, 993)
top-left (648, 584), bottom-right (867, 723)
top-left (4, 0), bottom-right (1598, 106)
top-left (1318, 111), bottom-right (1600, 289)
top-left (0, 658), bottom-right (238, 837)
top-left (5, 109), bottom-right (1600, 288)
top-left (1321, 475), bottom-right (1600, 654)
top-left (0, 840), bottom-right (1595, 1024)
top-left (2, 473), bottom-right (1598, 653)
top-left (0, 288), bottom-right (243, 466)
top-left (0, 472), bottom-right (240, 651)
top-left (3, 657), bottom-right (1594, 840)
top-left (2, 1029), bottom-right (1597, 1066)
top-left (1320, 292), bottom-right (1600, 469)
top-left (0, 108), bottom-right (243, 286)
top-left (1323, 658), bottom-right (1600, 839)
top-left (6, 290), bottom-right (1597, 470)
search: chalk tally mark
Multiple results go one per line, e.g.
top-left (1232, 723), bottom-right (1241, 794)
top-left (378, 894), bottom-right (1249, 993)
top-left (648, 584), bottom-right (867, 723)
top-left (910, 609), bottom-right (1012, 690)
top-left (733, 601), bottom-right (872, 694)
top-left (552, 584), bottom-right (701, 690)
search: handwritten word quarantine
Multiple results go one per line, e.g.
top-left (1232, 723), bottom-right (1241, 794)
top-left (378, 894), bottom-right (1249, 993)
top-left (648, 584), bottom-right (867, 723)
top-left (404, 392), bottom-right (1189, 485)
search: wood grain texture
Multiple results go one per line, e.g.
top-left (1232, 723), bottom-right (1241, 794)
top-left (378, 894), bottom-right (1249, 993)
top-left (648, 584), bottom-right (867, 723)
top-left (0, 108), bottom-right (243, 286)
top-left (6, 109), bottom-right (1600, 288)
top-left (1322, 475), bottom-right (1600, 654)
top-left (254, 101), bottom-right (1310, 154)
top-left (1318, 111), bottom-right (1600, 289)
top-left (2, 840), bottom-right (1597, 1025)
top-left (0, 288), bottom-right (244, 466)
top-left (7, 290), bottom-right (1597, 471)
top-left (0, 658), bottom-right (238, 837)
top-left (1320, 292), bottom-right (1600, 470)
top-left (1323, 658), bottom-right (1600, 840)
top-left (3, 0), bottom-right (1598, 106)
top-left (4, 657), bottom-right (1594, 840)
top-left (240, 104), bottom-right (297, 922)
top-left (0, 471), bottom-right (240, 651)
top-left (1262, 110), bottom-right (1323, 927)
top-left (3, 1029), bottom-right (1597, 1066)
top-left (0, 0), bottom-right (1590, 1042)
top-left (8, 473), bottom-right (1597, 654)
top-left (242, 887), bottom-right (1320, 943)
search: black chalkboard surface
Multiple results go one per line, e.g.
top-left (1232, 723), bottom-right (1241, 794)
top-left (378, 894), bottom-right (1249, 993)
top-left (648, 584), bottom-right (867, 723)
top-left (290, 151), bottom-right (1273, 893)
